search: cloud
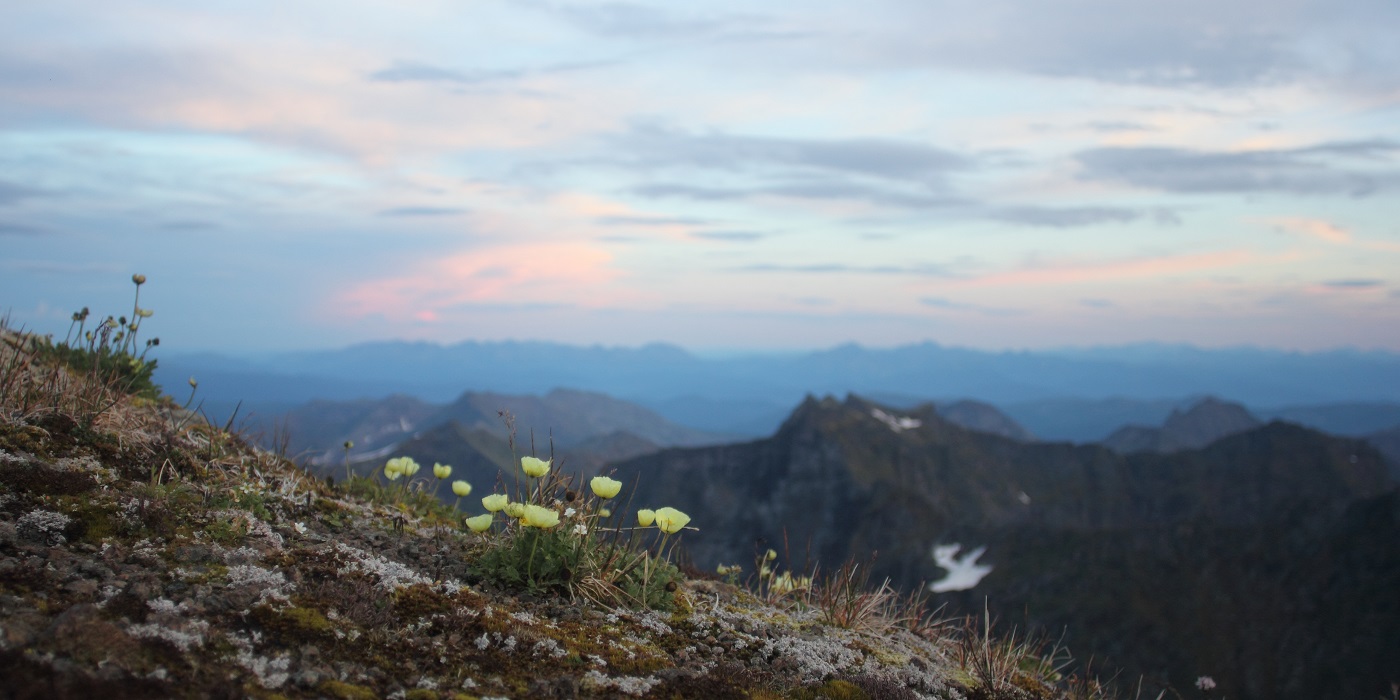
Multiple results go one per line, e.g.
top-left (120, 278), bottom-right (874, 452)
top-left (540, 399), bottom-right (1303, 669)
top-left (1266, 217), bottom-right (1352, 244)
top-left (334, 242), bottom-right (623, 321)
top-left (1076, 140), bottom-right (1400, 196)
top-left (1320, 279), bottom-right (1384, 289)
top-left (919, 296), bottom-right (1023, 316)
top-left (820, 0), bottom-right (1400, 90)
top-left (633, 181), bottom-right (965, 210)
top-left (614, 125), bottom-right (969, 183)
top-left (157, 220), bottom-right (222, 232)
top-left (0, 180), bottom-right (41, 205)
top-left (377, 206), bottom-right (469, 217)
top-left (1080, 298), bottom-right (1116, 308)
top-left (0, 259), bottom-right (120, 275)
top-left (604, 125), bottom-right (972, 213)
top-left (737, 262), bottom-right (951, 277)
top-left (530, 1), bottom-right (808, 44)
top-left (368, 61), bottom-right (521, 85)
top-left (987, 205), bottom-right (1169, 228)
top-left (366, 58), bottom-right (619, 87)
top-left (595, 214), bottom-right (711, 226)
top-left (0, 46), bottom-right (626, 163)
top-left (962, 250), bottom-right (1263, 288)
top-left (1086, 121), bottom-right (1158, 133)
top-left (690, 230), bottom-right (763, 242)
top-left (0, 221), bottom-right (46, 236)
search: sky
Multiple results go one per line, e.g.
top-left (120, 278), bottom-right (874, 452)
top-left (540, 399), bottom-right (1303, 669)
top-left (2, 0), bottom-right (1399, 354)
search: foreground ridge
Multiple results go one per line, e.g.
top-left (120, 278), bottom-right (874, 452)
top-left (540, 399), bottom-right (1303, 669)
top-left (0, 325), bottom-right (1102, 699)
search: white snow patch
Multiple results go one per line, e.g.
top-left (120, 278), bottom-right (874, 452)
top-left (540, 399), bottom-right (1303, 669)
top-left (870, 408), bottom-right (921, 433)
top-left (929, 543), bottom-right (993, 593)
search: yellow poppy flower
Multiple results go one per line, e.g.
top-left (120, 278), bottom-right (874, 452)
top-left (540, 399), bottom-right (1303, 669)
top-left (522, 505), bottom-right (560, 529)
top-left (521, 456), bottom-right (551, 478)
top-left (481, 494), bottom-right (509, 512)
top-left (590, 476), bottom-right (622, 499)
top-left (465, 514), bottom-right (493, 533)
top-left (653, 507), bottom-right (691, 534)
top-left (637, 509), bottom-right (655, 527)
top-left (451, 480), bottom-right (472, 497)
top-left (434, 463), bottom-right (452, 479)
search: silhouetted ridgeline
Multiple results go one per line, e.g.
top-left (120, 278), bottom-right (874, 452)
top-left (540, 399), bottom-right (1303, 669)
top-left (609, 394), bottom-right (1400, 700)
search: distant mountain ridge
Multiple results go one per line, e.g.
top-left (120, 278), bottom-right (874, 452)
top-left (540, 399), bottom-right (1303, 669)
top-left (1102, 397), bottom-right (1261, 453)
top-left (280, 388), bottom-right (730, 469)
top-left (607, 394), bottom-right (1398, 700)
top-left (157, 340), bottom-right (1400, 416)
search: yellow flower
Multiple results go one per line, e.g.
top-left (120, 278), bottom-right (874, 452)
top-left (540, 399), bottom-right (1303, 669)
top-left (482, 494), bottom-right (508, 512)
top-left (521, 456), bottom-right (551, 478)
top-left (465, 514), bottom-right (493, 533)
top-left (434, 463), bottom-right (452, 479)
top-left (504, 502), bottom-right (526, 519)
top-left (452, 480), bottom-right (472, 497)
top-left (522, 505), bottom-right (560, 529)
top-left (589, 476), bottom-right (622, 499)
top-left (386, 456), bottom-right (420, 479)
top-left (384, 458), bottom-right (405, 481)
top-left (653, 507), bottom-right (691, 534)
top-left (636, 509), bottom-right (655, 527)
top-left (765, 549), bottom-right (778, 562)
top-left (599, 508), bottom-right (611, 518)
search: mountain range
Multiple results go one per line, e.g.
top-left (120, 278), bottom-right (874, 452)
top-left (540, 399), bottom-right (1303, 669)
top-left (155, 340), bottom-right (1400, 439)
top-left (605, 394), bottom-right (1400, 700)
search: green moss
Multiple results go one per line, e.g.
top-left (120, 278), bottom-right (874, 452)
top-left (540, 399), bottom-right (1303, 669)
top-left (252, 605), bottom-right (335, 642)
top-left (788, 679), bottom-right (871, 700)
top-left (404, 690), bottom-right (438, 700)
top-left (317, 679), bottom-right (377, 700)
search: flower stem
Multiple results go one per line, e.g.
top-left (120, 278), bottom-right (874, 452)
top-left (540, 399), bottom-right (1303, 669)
top-left (527, 529), bottom-right (540, 584)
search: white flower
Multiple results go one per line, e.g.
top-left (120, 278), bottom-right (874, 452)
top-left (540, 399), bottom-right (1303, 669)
top-left (293, 522), bottom-right (307, 535)
top-left (573, 523), bottom-right (588, 536)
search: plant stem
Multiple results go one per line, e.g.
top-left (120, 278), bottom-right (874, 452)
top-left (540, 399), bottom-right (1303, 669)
top-left (527, 528), bottom-right (540, 583)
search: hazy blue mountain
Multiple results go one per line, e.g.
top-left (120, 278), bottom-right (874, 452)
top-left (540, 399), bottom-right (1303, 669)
top-left (935, 399), bottom-right (1036, 440)
top-left (1102, 397), bottom-right (1261, 454)
top-left (1259, 402), bottom-right (1400, 436)
top-left (634, 395), bottom-right (792, 437)
top-left (1000, 396), bottom-right (1202, 442)
top-left (272, 388), bottom-right (728, 469)
top-left (159, 341), bottom-right (1400, 419)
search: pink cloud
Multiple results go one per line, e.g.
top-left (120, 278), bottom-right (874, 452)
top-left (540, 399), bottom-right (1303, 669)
top-left (1265, 217), bottom-right (1352, 244)
top-left (333, 242), bottom-right (623, 321)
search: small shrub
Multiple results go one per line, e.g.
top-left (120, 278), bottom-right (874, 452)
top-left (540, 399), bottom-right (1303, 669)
top-left (456, 417), bottom-right (694, 610)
